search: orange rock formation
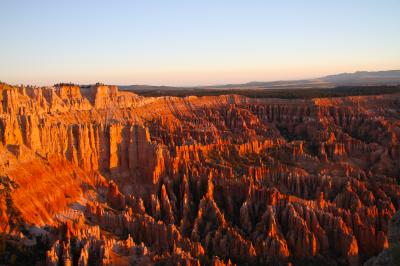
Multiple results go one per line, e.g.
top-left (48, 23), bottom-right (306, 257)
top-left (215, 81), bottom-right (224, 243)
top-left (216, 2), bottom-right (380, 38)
top-left (0, 83), bottom-right (399, 265)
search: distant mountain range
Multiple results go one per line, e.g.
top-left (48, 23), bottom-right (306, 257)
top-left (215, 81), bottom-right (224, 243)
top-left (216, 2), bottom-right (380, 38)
top-left (120, 70), bottom-right (400, 91)
top-left (321, 70), bottom-right (400, 85)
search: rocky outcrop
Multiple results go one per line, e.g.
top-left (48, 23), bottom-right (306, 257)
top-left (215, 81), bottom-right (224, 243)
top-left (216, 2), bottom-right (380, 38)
top-left (0, 83), bottom-right (400, 265)
top-left (364, 211), bottom-right (400, 266)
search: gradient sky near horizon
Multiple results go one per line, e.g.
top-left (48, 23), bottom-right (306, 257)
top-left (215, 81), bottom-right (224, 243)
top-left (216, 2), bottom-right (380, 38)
top-left (1, 0), bottom-right (400, 86)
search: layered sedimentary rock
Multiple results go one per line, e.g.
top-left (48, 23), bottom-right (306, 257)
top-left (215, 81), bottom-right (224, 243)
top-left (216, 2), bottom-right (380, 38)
top-left (0, 83), bottom-right (400, 265)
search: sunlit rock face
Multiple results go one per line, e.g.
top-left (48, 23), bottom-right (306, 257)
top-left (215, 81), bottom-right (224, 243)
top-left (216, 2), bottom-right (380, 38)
top-left (0, 83), bottom-right (400, 265)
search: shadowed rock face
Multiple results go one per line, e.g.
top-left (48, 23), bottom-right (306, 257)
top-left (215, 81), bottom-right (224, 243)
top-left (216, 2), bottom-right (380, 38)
top-left (364, 211), bottom-right (400, 266)
top-left (0, 83), bottom-right (400, 265)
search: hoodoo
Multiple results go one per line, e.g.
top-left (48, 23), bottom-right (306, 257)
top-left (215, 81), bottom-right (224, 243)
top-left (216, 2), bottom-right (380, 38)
top-left (0, 83), bottom-right (400, 265)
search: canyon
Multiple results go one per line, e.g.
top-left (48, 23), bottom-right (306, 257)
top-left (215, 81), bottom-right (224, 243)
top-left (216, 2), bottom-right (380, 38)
top-left (0, 82), bottom-right (400, 265)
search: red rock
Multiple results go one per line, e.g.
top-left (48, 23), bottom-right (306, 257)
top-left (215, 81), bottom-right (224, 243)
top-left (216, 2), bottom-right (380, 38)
top-left (0, 84), bottom-right (399, 265)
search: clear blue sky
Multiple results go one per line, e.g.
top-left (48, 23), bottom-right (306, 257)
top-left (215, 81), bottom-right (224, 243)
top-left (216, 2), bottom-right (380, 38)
top-left (1, 0), bottom-right (399, 86)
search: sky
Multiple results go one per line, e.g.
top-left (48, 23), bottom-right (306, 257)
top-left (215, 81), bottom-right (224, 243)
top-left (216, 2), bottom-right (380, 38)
top-left (0, 0), bottom-right (399, 86)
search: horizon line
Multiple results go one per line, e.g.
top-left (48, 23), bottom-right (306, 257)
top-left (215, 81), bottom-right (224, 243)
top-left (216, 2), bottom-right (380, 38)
top-left (2, 68), bottom-right (400, 88)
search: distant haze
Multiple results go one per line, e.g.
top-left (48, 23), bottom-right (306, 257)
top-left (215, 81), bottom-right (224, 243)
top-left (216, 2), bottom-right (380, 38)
top-left (119, 70), bottom-right (400, 91)
top-left (1, 1), bottom-right (400, 86)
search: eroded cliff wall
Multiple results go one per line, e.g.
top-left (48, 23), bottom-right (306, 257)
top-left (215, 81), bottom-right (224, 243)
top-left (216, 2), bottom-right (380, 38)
top-left (0, 83), bottom-right (400, 265)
